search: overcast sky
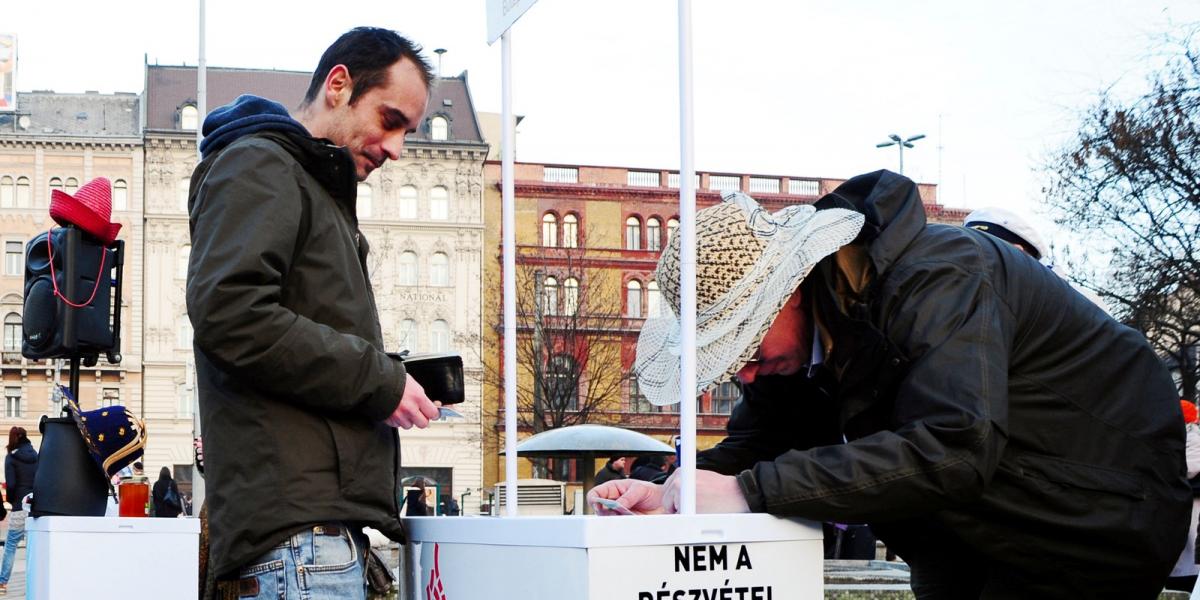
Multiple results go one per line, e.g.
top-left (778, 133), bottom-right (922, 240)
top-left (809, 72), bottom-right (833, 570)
top-left (5, 1), bottom-right (1199, 244)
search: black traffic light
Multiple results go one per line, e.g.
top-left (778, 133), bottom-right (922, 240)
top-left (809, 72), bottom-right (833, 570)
top-left (22, 226), bottom-right (124, 364)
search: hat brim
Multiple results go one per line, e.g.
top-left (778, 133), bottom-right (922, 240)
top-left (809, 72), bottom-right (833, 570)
top-left (49, 190), bottom-right (122, 245)
top-left (634, 204), bottom-right (863, 406)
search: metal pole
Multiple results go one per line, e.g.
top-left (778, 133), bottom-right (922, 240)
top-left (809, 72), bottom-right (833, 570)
top-left (191, 0), bottom-right (207, 513)
top-left (898, 144), bottom-right (904, 175)
top-left (501, 29), bottom-right (519, 517)
top-left (677, 0), bottom-right (697, 516)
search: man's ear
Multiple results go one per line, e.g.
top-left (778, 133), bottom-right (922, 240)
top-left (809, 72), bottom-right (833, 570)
top-left (323, 64), bottom-right (353, 108)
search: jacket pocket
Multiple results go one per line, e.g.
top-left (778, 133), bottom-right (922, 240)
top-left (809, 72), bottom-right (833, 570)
top-left (1016, 454), bottom-right (1145, 500)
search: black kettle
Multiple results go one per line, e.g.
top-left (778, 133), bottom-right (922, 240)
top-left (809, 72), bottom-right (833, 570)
top-left (29, 414), bottom-right (109, 517)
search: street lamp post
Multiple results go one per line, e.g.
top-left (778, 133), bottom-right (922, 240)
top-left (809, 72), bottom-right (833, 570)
top-left (876, 133), bottom-right (926, 175)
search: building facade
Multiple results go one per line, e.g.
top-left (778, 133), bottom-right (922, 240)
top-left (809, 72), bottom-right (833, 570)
top-left (0, 91), bottom-right (145, 458)
top-left (480, 161), bottom-right (966, 508)
top-left (143, 65), bottom-right (486, 513)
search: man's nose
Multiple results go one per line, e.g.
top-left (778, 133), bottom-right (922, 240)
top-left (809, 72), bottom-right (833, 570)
top-left (381, 134), bottom-right (405, 161)
top-left (735, 362), bottom-right (759, 386)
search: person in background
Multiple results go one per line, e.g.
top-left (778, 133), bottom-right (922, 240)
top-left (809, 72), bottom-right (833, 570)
top-left (152, 466), bottom-right (184, 519)
top-left (594, 457), bottom-right (627, 486)
top-left (0, 427), bottom-right (37, 594)
top-left (629, 456), bottom-right (668, 483)
top-left (1167, 400), bottom-right (1200, 591)
top-left (403, 479), bottom-right (429, 517)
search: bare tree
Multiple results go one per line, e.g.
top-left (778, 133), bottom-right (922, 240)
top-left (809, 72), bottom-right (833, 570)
top-left (1044, 27), bottom-right (1200, 401)
top-left (476, 241), bottom-right (628, 475)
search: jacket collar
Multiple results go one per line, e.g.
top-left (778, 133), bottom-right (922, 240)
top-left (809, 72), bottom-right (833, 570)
top-left (255, 131), bottom-right (359, 211)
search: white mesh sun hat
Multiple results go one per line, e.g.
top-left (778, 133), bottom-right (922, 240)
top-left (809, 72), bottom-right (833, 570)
top-left (634, 191), bottom-right (864, 406)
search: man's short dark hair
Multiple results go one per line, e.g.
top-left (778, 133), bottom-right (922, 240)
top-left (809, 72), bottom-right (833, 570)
top-left (302, 27), bottom-right (434, 107)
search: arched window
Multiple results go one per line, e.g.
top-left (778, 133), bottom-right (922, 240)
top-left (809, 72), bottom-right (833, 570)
top-left (399, 185), bottom-right (418, 219)
top-left (399, 251), bottom-right (418, 286)
top-left (15, 177), bottom-right (30, 208)
top-left (626, 280), bottom-right (643, 317)
top-left (542, 213), bottom-right (558, 247)
top-left (65, 178), bottom-right (78, 194)
top-left (48, 177), bottom-right (63, 196)
top-left (181, 105), bottom-right (199, 131)
top-left (430, 320), bottom-right (450, 352)
top-left (178, 244), bottom-right (191, 279)
top-left (430, 116), bottom-right (449, 141)
top-left (398, 319), bottom-right (416, 351)
top-left (547, 354), bottom-right (579, 411)
top-left (542, 276), bottom-right (558, 316)
top-left (646, 280), bottom-right (661, 318)
top-left (430, 252), bottom-right (449, 286)
top-left (667, 218), bottom-right (680, 244)
top-left (0, 177), bottom-right (12, 208)
top-left (563, 277), bottom-right (579, 316)
top-left (113, 179), bottom-right (128, 211)
top-left (178, 178), bottom-right (191, 212)
top-left (430, 186), bottom-right (449, 220)
top-left (3, 313), bottom-right (20, 352)
top-left (625, 216), bottom-right (641, 250)
top-left (357, 183), bottom-right (373, 219)
top-left (646, 217), bottom-right (662, 251)
top-left (562, 213), bottom-right (579, 248)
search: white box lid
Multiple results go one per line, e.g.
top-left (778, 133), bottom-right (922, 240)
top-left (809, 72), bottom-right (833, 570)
top-left (402, 513), bottom-right (821, 548)
top-left (27, 516), bottom-right (200, 534)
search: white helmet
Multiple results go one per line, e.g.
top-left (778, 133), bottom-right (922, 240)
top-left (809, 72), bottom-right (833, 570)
top-left (964, 207), bottom-right (1049, 261)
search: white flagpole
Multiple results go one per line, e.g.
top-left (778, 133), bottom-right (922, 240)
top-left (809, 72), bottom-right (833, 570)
top-left (191, 0), bottom-right (208, 513)
top-left (501, 29), bottom-right (519, 517)
top-left (677, 0), bottom-right (697, 516)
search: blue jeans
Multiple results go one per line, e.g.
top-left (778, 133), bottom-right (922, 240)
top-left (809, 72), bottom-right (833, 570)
top-left (0, 510), bottom-right (26, 585)
top-left (235, 524), bottom-right (367, 600)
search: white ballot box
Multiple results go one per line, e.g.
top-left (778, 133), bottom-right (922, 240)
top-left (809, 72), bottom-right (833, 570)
top-left (404, 513), bottom-right (822, 599)
top-left (27, 516), bottom-right (200, 600)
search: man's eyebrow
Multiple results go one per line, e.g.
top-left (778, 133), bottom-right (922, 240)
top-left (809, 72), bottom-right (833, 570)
top-left (383, 106), bottom-right (412, 129)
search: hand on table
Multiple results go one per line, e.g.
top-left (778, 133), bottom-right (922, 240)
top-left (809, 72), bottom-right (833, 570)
top-left (587, 479), bottom-right (667, 516)
top-left (659, 469), bottom-right (751, 515)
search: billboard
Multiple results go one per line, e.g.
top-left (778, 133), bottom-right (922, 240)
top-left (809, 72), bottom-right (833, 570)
top-left (0, 34), bottom-right (14, 112)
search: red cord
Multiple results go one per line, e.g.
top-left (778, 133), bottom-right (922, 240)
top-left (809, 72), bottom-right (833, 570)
top-left (45, 227), bottom-right (108, 309)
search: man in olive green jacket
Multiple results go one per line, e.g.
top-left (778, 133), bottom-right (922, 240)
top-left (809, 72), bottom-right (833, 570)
top-left (187, 27), bottom-right (439, 599)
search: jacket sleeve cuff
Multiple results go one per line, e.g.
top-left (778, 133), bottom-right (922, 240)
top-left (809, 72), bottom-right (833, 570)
top-left (736, 468), bottom-right (768, 513)
top-left (360, 356), bottom-right (407, 423)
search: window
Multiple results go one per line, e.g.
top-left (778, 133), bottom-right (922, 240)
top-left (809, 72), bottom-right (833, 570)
top-left (5, 387), bottom-right (21, 418)
top-left (629, 377), bottom-right (653, 413)
top-left (708, 175), bottom-right (740, 191)
top-left (178, 178), bottom-right (191, 212)
top-left (646, 218), bottom-right (662, 252)
top-left (181, 105), bottom-right (199, 130)
top-left (15, 177), bottom-right (30, 208)
top-left (178, 245), bottom-right (191, 279)
top-left (65, 178), bottom-right (79, 194)
top-left (5, 241), bottom-right (21, 276)
top-left (626, 280), bottom-right (643, 318)
top-left (562, 214), bottom-right (579, 248)
top-left (625, 217), bottom-right (641, 251)
top-left (430, 320), bottom-right (450, 353)
top-left (430, 186), bottom-right (449, 220)
top-left (101, 388), bottom-right (120, 408)
top-left (429, 252), bottom-right (449, 286)
top-left (546, 355), bottom-right (578, 411)
top-left (710, 381), bottom-right (740, 414)
top-left (398, 319), bottom-right (416, 351)
top-left (48, 177), bottom-right (63, 196)
top-left (179, 319), bottom-right (193, 349)
top-left (113, 179), bottom-right (128, 211)
top-left (3, 313), bottom-right (20, 352)
top-left (430, 116), bottom-right (448, 141)
top-left (0, 177), bottom-right (12, 208)
top-left (399, 185), bottom-right (418, 219)
top-left (667, 218), bottom-right (680, 243)
top-left (399, 251), bottom-right (418, 286)
top-left (542, 276), bottom-right (558, 316)
top-left (357, 183), bottom-right (373, 219)
top-left (563, 278), bottom-right (579, 316)
top-left (542, 213), bottom-right (558, 247)
top-left (646, 281), bottom-right (661, 318)
top-left (543, 167), bottom-right (578, 184)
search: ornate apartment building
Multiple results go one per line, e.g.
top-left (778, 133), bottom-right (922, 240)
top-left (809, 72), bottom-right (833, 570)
top-left (0, 91), bottom-right (145, 452)
top-left (480, 161), bottom-right (966, 502)
top-left (143, 65), bottom-right (486, 513)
